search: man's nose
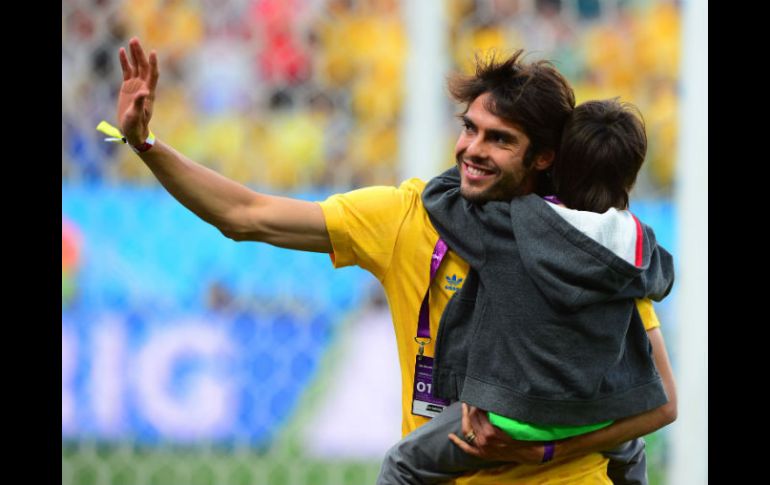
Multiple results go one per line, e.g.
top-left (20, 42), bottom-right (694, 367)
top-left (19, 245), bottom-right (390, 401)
top-left (464, 134), bottom-right (487, 160)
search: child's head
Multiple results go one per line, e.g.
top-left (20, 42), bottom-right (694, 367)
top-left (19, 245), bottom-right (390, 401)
top-left (552, 99), bottom-right (647, 212)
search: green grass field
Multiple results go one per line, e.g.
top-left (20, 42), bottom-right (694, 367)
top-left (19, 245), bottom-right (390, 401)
top-left (62, 429), bottom-right (668, 485)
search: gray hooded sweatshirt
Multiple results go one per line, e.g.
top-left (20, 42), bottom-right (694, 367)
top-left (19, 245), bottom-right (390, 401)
top-left (422, 168), bottom-right (675, 426)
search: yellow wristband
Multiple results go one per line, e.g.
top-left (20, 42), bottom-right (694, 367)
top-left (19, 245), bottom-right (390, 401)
top-left (96, 121), bottom-right (155, 152)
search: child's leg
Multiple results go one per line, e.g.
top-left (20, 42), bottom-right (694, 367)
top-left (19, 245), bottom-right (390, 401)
top-left (603, 438), bottom-right (648, 485)
top-left (376, 401), bottom-right (508, 485)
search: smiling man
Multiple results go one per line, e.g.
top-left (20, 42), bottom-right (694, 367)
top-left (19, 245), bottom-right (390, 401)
top-left (114, 39), bottom-right (677, 484)
top-left (456, 92), bottom-right (552, 203)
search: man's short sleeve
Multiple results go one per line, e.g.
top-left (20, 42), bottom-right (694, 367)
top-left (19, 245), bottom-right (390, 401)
top-left (636, 298), bottom-right (661, 331)
top-left (318, 184), bottom-right (417, 280)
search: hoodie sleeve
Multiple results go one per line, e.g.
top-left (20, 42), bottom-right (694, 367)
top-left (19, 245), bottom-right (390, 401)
top-left (617, 223), bottom-right (676, 302)
top-left (421, 167), bottom-right (487, 268)
top-left (509, 195), bottom-right (676, 309)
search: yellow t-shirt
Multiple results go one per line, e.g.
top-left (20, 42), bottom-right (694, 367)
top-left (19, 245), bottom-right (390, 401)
top-left (318, 178), bottom-right (661, 485)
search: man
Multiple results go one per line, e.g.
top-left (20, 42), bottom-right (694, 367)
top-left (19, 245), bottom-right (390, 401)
top-left (377, 99), bottom-right (674, 485)
top-left (113, 37), bottom-right (676, 483)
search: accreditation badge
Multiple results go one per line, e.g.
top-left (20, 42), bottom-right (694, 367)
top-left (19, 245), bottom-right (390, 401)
top-left (411, 355), bottom-right (451, 418)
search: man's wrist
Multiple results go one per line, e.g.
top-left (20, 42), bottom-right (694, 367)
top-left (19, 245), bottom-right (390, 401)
top-left (129, 131), bottom-right (156, 153)
top-left (541, 441), bottom-right (556, 463)
top-left (96, 121), bottom-right (156, 154)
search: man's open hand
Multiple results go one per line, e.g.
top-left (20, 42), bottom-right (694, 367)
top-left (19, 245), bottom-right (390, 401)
top-left (117, 37), bottom-right (159, 146)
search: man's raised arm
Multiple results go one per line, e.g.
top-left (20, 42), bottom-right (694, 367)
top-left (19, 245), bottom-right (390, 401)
top-left (115, 37), bottom-right (331, 253)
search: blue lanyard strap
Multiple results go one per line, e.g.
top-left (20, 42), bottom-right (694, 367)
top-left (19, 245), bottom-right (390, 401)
top-left (415, 238), bottom-right (448, 354)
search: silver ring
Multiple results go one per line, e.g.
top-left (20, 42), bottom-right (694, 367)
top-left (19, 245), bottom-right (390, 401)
top-left (464, 431), bottom-right (476, 443)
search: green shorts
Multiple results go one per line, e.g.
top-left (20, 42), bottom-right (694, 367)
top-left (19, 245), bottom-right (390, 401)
top-left (488, 412), bottom-right (613, 441)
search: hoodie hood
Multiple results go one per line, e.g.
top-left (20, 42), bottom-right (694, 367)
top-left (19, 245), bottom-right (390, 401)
top-left (506, 194), bottom-right (674, 310)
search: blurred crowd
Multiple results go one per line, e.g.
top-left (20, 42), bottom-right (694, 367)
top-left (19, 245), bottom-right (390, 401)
top-left (62, 0), bottom-right (680, 195)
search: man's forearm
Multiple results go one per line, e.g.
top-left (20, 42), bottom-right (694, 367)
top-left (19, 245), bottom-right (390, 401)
top-left (137, 140), bottom-right (264, 235)
top-left (554, 404), bottom-right (674, 460)
top-left (135, 139), bottom-right (332, 252)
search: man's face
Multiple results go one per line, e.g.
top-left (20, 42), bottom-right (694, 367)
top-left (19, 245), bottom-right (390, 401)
top-left (455, 93), bottom-right (547, 203)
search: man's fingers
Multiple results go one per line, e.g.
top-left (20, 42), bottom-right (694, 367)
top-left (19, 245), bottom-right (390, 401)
top-left (129, 38), bottom-right (149, 78)
top-left (473, 428), bottom-right (488, 448)
top-left (467, 407), bottom-right (485, 432)
top-left (148, 51), bottom-right (160, 91)
top-left (467, 404), bottom-right (481, 424)
top-left (464, 404), bottom-right (491, 446)
top-left (119, 48), bottom-right (133, 80)
top-left (128, 38), bottom-right (140, 74)
top-left (460, 403), bottom-right (473, 436)
top-left (448, 433), bottom-right (482, 457)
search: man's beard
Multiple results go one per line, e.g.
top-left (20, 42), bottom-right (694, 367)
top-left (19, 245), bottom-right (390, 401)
top-left (459, 184), bottom-right (495, 205)
top-left (457, 163), bottom-right (532, 204)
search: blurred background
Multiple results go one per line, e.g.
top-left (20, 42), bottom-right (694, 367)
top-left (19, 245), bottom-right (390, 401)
top-left (62, 0), bottom-right (706, 484)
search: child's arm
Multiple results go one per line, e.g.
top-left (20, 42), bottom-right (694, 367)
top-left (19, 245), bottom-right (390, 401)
top-left (449, 327), bottom-right (677, 464)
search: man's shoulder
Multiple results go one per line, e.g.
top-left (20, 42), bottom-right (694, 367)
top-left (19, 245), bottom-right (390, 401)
top-left (338, 177), bottom-right (428, 212)
top-left (325, 177), bottom-right (426, 203)
top-left (394, 178), bottom-right (431, 222)
top-left (320, 177), bottom-right (431, 229)
top-left (397, 177), bottom-right (427, 194)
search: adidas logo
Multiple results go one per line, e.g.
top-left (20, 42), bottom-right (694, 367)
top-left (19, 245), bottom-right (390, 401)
top-left (444, 274), bottom-right (464, 292)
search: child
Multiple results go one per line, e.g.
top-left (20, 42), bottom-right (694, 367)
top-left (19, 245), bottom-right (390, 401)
top-left (376, 99), bottom-right (674, 485)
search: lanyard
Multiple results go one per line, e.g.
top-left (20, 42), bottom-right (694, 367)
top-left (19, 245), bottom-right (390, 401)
top-left (415, 238), bottom-right (448, 356)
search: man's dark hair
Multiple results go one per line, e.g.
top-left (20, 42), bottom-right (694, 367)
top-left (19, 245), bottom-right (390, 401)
top-left (552, 99), bottom-right (647, 212)
top-left (447, 50), bottom-right (576, 185)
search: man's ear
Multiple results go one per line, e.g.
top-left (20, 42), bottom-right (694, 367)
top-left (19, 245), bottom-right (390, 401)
top-left (534, 149), bottom-right (555, 171)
